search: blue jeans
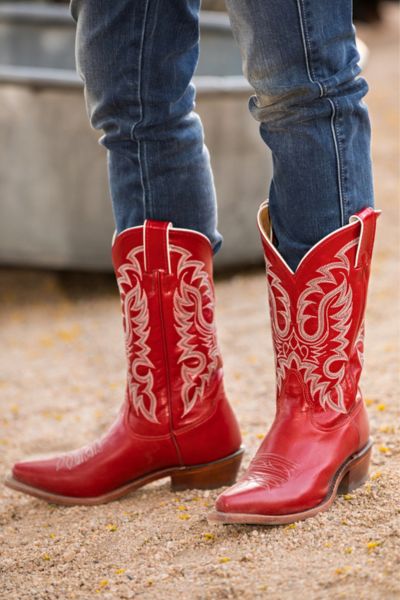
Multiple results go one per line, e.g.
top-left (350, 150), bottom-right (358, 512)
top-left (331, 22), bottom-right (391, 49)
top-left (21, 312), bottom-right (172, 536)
top-left (70, 0), bottom-right (374, 270)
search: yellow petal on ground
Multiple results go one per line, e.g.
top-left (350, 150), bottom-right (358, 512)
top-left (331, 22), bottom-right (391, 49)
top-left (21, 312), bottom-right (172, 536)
top-left (178, 514), bottom-right (190, 520)
top-left (367, 540), bottom-right (382, 552)
top-left (376, 403), bottom-right (386, 411)
top-left (56, 325), bottom-right (81, 342)
top-left (98, 580), bottom-right (109, 589)
top-left (343, 494), bottom-right (354, 501)
top-left (106, 524), bottom-right (118, 532)
top-left (379, 425), bottom-right (395, 434)
top-left (371, 471), bottom-right (382, 480)
top-left (378, 445), bottom-right (390, 454)
top-left (219, 557), bottom-right (231, 564)
top-left (335, 566), bottom-right (350, 575)
top-left (115, 568), bottom-right (126, 575)
top-left (383, 343), bottom-right (395, 353)
top-left (247, 355), bottom-right (258, 364)
top-left (203, 533), bottom-right (215, 541)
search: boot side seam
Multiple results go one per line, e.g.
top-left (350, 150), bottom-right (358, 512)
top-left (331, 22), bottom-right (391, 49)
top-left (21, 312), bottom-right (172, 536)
top-left (156, 270), bottom-right (184, 466)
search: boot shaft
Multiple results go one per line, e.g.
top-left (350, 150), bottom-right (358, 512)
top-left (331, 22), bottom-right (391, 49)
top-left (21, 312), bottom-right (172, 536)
top-left (112, 221), bottom-right (223, 435)
top-left (257, 202), bottom-right (380, 418)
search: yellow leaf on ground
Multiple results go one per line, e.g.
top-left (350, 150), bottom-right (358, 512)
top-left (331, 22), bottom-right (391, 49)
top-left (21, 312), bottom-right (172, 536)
top-left (343, 494), bottom-right (354, 501)
top-left (56, 325), bottom-right (81, 342)
top-left (335, 566), bottom-right (350, 575)
top-left (367, 540), bottom-right (382, 552)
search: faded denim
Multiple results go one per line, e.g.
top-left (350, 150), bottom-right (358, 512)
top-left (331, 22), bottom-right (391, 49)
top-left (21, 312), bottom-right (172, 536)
top-left (70, 0), bottom-right (374, 270)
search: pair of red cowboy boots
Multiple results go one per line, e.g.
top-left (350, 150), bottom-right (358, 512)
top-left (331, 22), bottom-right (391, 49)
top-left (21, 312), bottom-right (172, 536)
top-left (5, 203), bottom-right (379, 524)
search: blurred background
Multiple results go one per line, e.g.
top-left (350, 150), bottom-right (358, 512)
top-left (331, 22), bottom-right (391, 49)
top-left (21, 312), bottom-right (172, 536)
top-left (0, 0), bottom-right (397, 272)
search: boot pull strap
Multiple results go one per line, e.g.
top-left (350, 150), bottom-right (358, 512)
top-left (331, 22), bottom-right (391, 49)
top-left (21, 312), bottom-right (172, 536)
top-left (349, 207), bottom-right (381, 268)
top-left (143, 220), bottom-right (173, 274)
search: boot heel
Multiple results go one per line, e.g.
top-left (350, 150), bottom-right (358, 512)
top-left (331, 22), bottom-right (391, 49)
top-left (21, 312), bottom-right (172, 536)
top-left (338, 445), bottom-right (372, 494)
top-left (170, 447), bottom-right (244, 492)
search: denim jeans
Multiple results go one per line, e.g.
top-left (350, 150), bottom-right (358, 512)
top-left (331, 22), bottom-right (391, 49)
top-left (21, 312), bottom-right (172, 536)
top-left (70, 0), bottom-right (374, 270)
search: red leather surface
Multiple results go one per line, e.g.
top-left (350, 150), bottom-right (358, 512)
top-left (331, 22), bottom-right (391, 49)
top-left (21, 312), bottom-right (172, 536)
top-left (216, 205), bottom-right (379, 517)
top-left (12, 222), bottom-right (241, 499)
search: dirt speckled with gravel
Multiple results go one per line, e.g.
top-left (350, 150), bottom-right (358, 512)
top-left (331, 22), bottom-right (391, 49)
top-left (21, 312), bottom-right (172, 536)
top-left (0, 6), bottom-right (399, 600)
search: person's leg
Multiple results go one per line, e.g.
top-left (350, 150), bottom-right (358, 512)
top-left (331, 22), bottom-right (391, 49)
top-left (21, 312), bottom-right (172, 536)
top-left (226, 0), bottom-right (374, 270)
top-left (5, 0), bottom-right (244, 505)
top-left (210, 0), bottom-right (380, 525)
top-left (70, 0), bottom-right (222, 251)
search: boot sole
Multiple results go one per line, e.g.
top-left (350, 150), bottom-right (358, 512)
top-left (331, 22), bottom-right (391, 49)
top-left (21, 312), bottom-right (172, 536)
top-left (4, 446), bottom-right (245, 506)
top-left (208, 439), bottom-right (373, 525)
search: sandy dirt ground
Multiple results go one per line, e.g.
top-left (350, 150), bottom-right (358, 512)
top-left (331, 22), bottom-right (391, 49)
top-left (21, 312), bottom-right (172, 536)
top-left (0, 5), bottom-right (399, 600)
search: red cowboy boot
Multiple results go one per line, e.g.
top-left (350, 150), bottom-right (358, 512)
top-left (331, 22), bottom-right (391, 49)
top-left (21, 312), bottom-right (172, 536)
top-left (5, 221), bottom-right (243, 505)
top-left (212, 201), bottom-right (380, 524)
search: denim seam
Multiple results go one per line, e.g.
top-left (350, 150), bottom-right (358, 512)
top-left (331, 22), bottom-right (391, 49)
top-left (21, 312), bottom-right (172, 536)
top-left (327, 98), bottom-right (345, 226)
top-left (296, 0), bottom-right (345, 227)
top-left (130, 0), bottom-right (151, 220)
top-left (335, 106), bottom-right (349, 223)
top-left (143, 133), bottom-right (153, 220)
top-left (296, 0), bottom-right (323, 97)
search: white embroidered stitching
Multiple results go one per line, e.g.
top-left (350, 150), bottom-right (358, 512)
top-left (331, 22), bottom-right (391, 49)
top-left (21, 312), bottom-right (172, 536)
top-left (171, 245), bottom-right (219, 417)
top-left (266, 239), bottom-right (358, 414)
top-left (56, 438), bottom-right (103, 471)
top-left (244, 452), bottom-right (297, 490)
top-left (117, 246), bottom-right (158, 424)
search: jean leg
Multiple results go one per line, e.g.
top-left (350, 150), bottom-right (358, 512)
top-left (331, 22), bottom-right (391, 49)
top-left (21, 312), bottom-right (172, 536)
top-left (70, 0), bottom-right (221, 250)
top-left (226, 0), bottom-right (374, 270)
